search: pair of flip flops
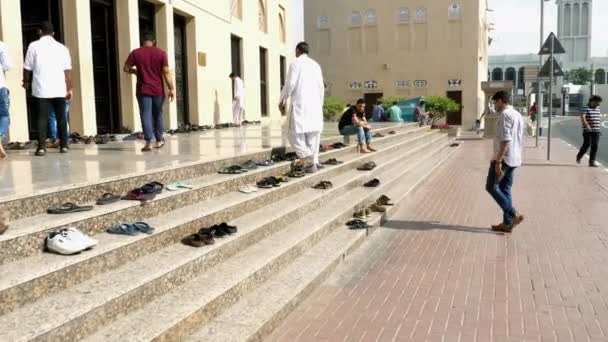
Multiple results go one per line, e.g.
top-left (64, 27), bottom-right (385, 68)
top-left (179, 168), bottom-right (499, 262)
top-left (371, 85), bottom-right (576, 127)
top-left (219, 165), bottom-right (248, 174)
top-left (255, 160), bottom-right (274, 167)
top-left (107, 222), bottom-right (155, 236)
top-left (240, 160), bottom-right (259, 170)
top-left (183, 232), bottom-right (215, 247)
top-left (364, 178), bottom-right (381, 187)
top-left (312, 181), bottom-right (333, 190)
top-left (357, 161), bottom-right (377, 171)
top-left (239, 185), bottom-right (259, 194)
top-left (47, 202), bottom-right (94, 215)
top-left (124, 182), bottom-right (164, 201)
top-left (166, 181), bottom-right (193, 191)
top-left (347, 219), bottom-right (372, 230)
top-left (257, 176), bottom-right (287, 189)
top-left (285, 170), bottom-right (305, 178)
top-left (97, 193), bottom-right (121, 205)
top-left (205, 222), bottom-right (238, 238)
top-left (373, 133), bottom-right (385, 138)
top-left (322, 158), bottom-right (344, 166)
top-left (332, 142), bottom-right (347, 149)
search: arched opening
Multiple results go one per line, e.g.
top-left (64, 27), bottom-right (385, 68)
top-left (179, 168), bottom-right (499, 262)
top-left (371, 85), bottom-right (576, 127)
top-left (581, 2), bottom-right (589, 35)
top-left (573, 3), bottom-right (580, 36)
top-left (492, 68), bottom-right (503, 81)
top-left (258, 0), bottom-right (267, 32)
top-left (279, 13), bottom-right (286, 43)
top-left (596, 69), bottom-right (606, 85)
top-left (564, 4), bottom-right (571, 36)
top-left (505, 67), bottom-right (516, 83)
top-left (518, 67), bottom-right (525, 90)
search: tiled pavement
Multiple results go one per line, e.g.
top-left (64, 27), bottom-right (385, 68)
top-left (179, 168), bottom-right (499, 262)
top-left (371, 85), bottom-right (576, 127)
top-left (267, 138), bottom-right (608, 342)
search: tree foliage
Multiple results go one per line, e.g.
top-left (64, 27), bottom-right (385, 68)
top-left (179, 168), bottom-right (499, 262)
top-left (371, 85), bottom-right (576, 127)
top-left (425, 96), bottom-right (460, 125)
top-left (564, 67), bottom-right (593, 85)
top-left (323, 96), bottom-right (347, 121)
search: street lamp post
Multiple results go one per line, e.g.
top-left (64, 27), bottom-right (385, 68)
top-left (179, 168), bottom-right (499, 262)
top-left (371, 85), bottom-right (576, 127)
top-left (536, 0), bottom-right (550, 147)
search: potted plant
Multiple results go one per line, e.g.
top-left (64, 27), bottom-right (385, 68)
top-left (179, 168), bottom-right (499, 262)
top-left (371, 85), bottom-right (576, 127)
top-left (426, 96), bottom-right (461, 137)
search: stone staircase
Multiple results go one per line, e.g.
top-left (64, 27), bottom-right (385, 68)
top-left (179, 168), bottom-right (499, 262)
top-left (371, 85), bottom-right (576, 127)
top-left (0, 124), bottom-right (458, 342)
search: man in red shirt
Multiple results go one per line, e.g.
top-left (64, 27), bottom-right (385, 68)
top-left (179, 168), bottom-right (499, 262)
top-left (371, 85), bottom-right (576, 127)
top-left (124, 32), bottom-right (175, 152)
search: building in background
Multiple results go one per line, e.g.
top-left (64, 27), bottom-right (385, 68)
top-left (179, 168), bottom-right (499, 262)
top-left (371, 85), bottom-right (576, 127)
top-left (0, 0), bottom-right (292, 142)
top-left (304, 0), bottom-right (489, 128)
top-left (488, 0), bottom-right (608, 112)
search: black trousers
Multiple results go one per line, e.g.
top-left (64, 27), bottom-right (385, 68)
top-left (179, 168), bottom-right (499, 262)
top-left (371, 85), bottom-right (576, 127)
top-left (37, 97), bottom-right (68, 149)
top-left (577, 131), bottom-right (600, 163)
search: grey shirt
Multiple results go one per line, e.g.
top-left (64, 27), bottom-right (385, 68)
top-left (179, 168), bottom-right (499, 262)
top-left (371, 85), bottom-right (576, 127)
top-left (493, 105), bottom-right (524, 167)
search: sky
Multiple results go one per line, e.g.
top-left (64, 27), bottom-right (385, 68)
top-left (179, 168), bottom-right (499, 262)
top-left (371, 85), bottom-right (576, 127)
top-left (488, 0), bottom-right (608, 57)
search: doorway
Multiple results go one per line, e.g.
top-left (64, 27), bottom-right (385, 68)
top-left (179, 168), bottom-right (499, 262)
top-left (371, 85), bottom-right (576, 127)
top-left (364, 93), bottom-right (383, 119)
top-left (90, 0), bottom-right (120, 133)
top-left (174, 14), bottom-right (189, 126)
top-left (279, 55), bottom-right (286, 116)
top-left (446, 90), bottom-right (463, 125)
top-left (20, 0), bottom-right (63, 139)
top-left (138, 0), bottom-right (156, 37)
top-left (259, 47), bottom-right (268, 117)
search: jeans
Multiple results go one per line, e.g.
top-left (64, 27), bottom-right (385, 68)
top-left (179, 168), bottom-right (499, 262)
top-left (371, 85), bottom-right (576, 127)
top-left (37, 97), bottom-right (68, 149)
top-left (137, 95), bottom-right (165, 143)
top-left (577, 131), bottom-right (600, 163)
top-left (340, 125), bottom-right (371, 145)
top-left (0, 88), bottom-right (9, 141)
top-left (49, 102), bottom-right (70, 141)
top-left (485, 161), bottom-right (517, 225)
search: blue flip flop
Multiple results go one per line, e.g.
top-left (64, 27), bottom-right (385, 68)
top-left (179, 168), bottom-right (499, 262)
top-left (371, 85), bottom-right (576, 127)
top-left (107, 224), bottom-right (139, 236)
top-left (133, 222), bottom-right (155, 234)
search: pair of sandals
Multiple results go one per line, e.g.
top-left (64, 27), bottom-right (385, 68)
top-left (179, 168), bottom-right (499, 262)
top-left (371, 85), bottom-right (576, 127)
top-left (166, 181), bottom-right (193, 191)
top-left (373, 133), bottom-right (385, 138)
top-left (240, 160), bottom-right (259, 170)
top-left (364, 178), bottom-right (380, 187)
top-left (257, 176), bottom-right (288, 189)
top-left (347, 219), bottom-right (372, 230)
top-left (332, 142), bottom-right (347, 149)
top-left (239, 185), bottom-right (259, 194)
top-left (285, 170), bottom-right (305, 178)
top-left (312, 181), bottom-right (333, 190)
top-left (47, 202), bottom-right (93, 215)
top-left (321, 158), bottom-right (344, 166)
top-left (107, 222), bottom-right (155, 236)
top-left (357, 161), bottom-right (377, 171)
top-left (319, 145), bottom-right (334, 152)
top-left (271, 152), bottom-right (298, 163)
top-left (376, 195), bottom-right (394, 206)
top-left (354, 207), bottom-right (372, 220)
top-left (124, 182), bottom-right (164, 201)
top-left (184, 222), bottom-right (239, 247)
top-left (255, 160), bottom-right (274, 167)
top-left (141, 140), bottom-right (165, 152)
top-left (219, 165), bottom-right (248, 174)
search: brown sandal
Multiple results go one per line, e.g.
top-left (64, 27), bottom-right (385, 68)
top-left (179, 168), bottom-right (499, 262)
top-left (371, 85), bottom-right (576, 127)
top-left (182, 233), bottom-right (215, 247)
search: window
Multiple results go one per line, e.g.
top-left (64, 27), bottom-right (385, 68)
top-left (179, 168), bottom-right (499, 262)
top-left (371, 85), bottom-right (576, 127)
top-left (231, 0), bottom-right (242, 20)
top-left (581, 2), bottom-right (589, 35)
top-left (573, 3), bottom-right (580, 36)
top-left (259, 47), bottom-right (268, 116)
top-left (258, 0), bottom-right (267, 33)
top-left (448, 2), bottom-right (462, 20)
top-left (397, 7), bottom-right (409, 24)
top-left (349, 11), bottom-right (362, 27)
top-left (596, 69), bottom-right (606, 85)
top-left (505, 67), bottom-right (516, 82)
top-left (564, 4), bottom-right (571, 36)
top-left (415, 7), bottom-right (427, 23)
top-left (492, 68), bottom-right (503, 81)
top-left (363, 10), bottom-right (377, 26)
top-left (280, 56), bottom-right (286, 115)
top-left (279, 6), bottom-right (286, 43)
top-left (518, 67), bottom-right (525, 90)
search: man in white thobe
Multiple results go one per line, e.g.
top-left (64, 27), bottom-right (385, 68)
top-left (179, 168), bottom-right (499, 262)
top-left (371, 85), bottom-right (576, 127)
top-left (230, 73), bottom-right (245, 126)
top-left (279, 42), bottom-right (325, 173)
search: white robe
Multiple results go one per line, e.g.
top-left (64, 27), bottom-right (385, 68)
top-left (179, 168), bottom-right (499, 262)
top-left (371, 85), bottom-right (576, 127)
top-left (233, 77), bottom-right (245, 124)
top-left (280, 55), bottom-right (325, 134)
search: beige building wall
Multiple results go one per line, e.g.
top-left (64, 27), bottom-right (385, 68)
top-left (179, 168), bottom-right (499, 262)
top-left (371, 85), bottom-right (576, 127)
top-left (0, 0), bottom-right (292, 142)
top-left (305, 0), bottom-right (488, 128)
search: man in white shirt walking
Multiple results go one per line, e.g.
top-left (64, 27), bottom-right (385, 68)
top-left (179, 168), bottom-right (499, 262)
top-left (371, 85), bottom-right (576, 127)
top-left (486, 91), bottom-right (525, 233)
top-left (22, 22), bottom-right (72, 156)
top-left (279, 42), bottom-right (325, 173)
top-left (0, 39), bottom-right (12, 160)
top-left (230, 73), bottom-right (245, 126)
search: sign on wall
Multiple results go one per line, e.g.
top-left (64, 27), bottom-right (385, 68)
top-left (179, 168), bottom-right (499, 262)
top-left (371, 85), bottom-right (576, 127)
top-left (317, 16), bottom-right (330, 29)
top-left (397, 80), bottom-right (428, 88)
top-left (413, 80), bottom-right (428, 88)
top-left (364, 80), bottom-right (379, 89)
top-left (349, 81), bottom-right (363, 89)
top-left (448, 79), bottom-right (462, 87)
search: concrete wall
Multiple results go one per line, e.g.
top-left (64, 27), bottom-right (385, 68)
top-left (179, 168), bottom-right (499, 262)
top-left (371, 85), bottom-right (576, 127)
top-left (0, 0), bottom-right (292, 141)
top-left (304, 0), bottom-right (488, 129)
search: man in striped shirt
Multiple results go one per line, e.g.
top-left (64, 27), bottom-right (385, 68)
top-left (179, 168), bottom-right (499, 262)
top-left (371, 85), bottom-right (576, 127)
top-left (576, 95), bottom-right (603, 167)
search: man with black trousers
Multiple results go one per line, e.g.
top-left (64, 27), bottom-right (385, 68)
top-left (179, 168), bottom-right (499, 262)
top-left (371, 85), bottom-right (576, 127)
top-left (576, 95), bottom-right (603, 167)
top-left (23, 22), bottom-right (72, 156)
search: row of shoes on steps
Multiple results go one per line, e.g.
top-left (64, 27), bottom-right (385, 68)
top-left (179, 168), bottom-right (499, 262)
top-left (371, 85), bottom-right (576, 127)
top-left (348, 195), bottom-right (394, 229)
top-left (319, 142), bottom-right (348, 153)
top-left (182, 222), bottom-right (238, 247)
top-left (218, 159), bottom-right (275, 175)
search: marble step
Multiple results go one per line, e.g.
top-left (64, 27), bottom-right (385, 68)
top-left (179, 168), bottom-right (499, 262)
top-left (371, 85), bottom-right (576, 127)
top-left (187, 140), bottom-right (459, 342)
top-left (81, 139), bottom-right (455, 342)
top-left (0, 124), bottom-right (418, 221)
top-left (0, 134), bottom-right (448, 336)
top-left (0, 126), bottom-right (429, 265)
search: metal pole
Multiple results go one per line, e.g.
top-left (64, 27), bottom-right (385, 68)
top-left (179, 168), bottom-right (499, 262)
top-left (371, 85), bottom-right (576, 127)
top-left (536, 0), bottom-right (544, 147)
top-left (547, 36), bottom-right (554, 161)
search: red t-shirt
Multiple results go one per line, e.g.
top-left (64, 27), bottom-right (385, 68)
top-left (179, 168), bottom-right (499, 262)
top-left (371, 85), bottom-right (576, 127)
top-left (126, 47), bottom-right (168, 96)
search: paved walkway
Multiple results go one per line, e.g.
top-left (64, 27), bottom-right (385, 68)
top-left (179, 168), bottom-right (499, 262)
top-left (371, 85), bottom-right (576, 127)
top-left (267, 138), bottom-right (608, 342)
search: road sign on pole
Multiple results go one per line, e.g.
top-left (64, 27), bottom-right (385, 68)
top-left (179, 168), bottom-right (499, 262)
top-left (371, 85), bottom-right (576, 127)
top-left (538, 32), bottom-right (566, 55)
top-left (538, 56), bottom-right (565, 77)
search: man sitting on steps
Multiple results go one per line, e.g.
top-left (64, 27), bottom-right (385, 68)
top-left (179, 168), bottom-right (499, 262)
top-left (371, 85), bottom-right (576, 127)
top-left (338, 99), bottom-right (376, 153)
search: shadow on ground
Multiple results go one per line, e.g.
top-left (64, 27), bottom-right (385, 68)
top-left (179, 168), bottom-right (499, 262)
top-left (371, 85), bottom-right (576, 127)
top-left (383, 220), bottom-right (503, 235)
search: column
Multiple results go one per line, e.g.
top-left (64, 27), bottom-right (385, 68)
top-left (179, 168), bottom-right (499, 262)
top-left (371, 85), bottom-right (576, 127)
top-left (116, 0), bottom-right (141, 132)
top-left (155, 4), bottom-right (178, 130)
top-left (186, 17), bottom-right (202, 125)
top-left (62, 0), bottom-right (97, 136)
top-left (0, 0), bottom-right (28, 142)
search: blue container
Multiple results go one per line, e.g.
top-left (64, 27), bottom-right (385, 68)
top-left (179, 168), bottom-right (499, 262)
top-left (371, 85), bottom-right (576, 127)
top-left (396, 97), bottom-right (424, 122)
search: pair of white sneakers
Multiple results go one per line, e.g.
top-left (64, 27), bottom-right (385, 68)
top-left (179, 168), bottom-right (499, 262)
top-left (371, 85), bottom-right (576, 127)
top-left (46, 227), bottom-right (98, 255)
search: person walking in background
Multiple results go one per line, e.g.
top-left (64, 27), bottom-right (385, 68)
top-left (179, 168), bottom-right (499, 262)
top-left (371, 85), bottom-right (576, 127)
top-left (486, 91), bottom-right (524, 233)
top-left (279, 42), bottom-right (325, 173)
top-left (576, 95), bottom-right (603, 167)
top-left (386, 101), bottom-right (403, 123)
top-left (414, 100), bottom-right (430, 126)
top-left (230, 72), bottom-right (246, 126)
top-left (339, 99), bottom-right (376, 153)
top-left (371, 101), bottom-right (385, 122)
top-left (124, 32), bottom-right (175, 152)
top-left (22, 22), bottom-right (72, 157)
top-left (529, 101), bottom-right (538, 122)
top-left (0, 38), bottom-right (11, 160)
